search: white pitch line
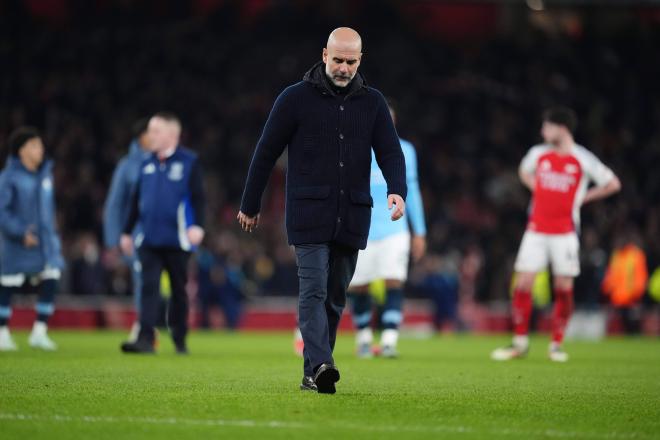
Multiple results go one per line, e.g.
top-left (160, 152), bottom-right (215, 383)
top-left (0, 413), bottom-right (647, 439)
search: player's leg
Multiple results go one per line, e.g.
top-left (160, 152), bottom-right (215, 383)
top-left (548, 232), bottom-right (580, 362)
top-left (121, 247), bottom-right (161, 353)
top-left (163, 250), bottom-right (191, 354)
top-left (492, 231), bottom-right (548, 360)
top-left (348, 284), bottom-right (373, 357)
top-left (28, 268), bottom-right (60, 350)
top-left (548, 275), bottom-right (574, 362)
top-left (347, 241), bottom-right (379, 358)
top-left (380, 279), bottom-right (404, 358)
top-left (0, 275), bottom-right (23, 351)
top-left (126, 256), bottom-right (142, 343)
top-left (378, 232), bottom-right (411, 358)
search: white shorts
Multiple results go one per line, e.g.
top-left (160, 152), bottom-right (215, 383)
top-left (0, 267), bottom-right (61, 287)
top-left (514, 231), bottom-right (580, 277)
top-left (350, 231), bottom-right (411, 286)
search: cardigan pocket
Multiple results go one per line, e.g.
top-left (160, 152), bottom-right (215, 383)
top-left (289, 185), bottom-right (332, 231)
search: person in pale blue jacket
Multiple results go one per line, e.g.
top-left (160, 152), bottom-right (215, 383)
top-left (0, 127), bottom-right (64, 351)
top-left (103, 119), bottom-right (152, 342)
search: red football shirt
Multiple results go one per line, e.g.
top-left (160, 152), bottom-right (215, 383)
top-left (520, 144), bottom-right (614, 234)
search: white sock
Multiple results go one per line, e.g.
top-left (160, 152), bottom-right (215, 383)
top-left (381, 329), bottom-right (399, 348)
top-left (32, 321), bottom-right (47, 335)
top-left (513, 335), bottom-right (529, 350)
top-left (356, 328), bottom-right (373, 346)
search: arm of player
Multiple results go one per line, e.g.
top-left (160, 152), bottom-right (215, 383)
top-left (404, 143), bottom-right (427, 262)
top-left (519, 169), bottom-right (535, 192)
top-left (582, 174), bottom-right (621, 205)
top-left (518, 147), bottom-right (542, 192)
top-left (103, 159), bottom-right (129, 248)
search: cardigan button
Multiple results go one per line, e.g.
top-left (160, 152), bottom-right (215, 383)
top-left (339, 133), bottom-right (344, 140)
top-left (339, 105), bottom-right (344, 111)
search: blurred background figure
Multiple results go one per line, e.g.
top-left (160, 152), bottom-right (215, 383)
top-left (416, 252), bottom-right (462, 332)
top-left (601, 230), bottom-right (648, 335)
top-left (120, 113), bottom-right (205, 355)
top-left (103, 118), bottom-right (152, 342)
top-left (195, 232), bottom-right (244, 330)
top-left (70, 232), bottom-right (106, 297)
top-left (0, 127), bottom-right (64, 351)
top-left (492, 107), bottom-right (621, 363)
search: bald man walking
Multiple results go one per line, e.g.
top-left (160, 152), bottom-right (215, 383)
top-left (238, 28), bottom-right (407, 394)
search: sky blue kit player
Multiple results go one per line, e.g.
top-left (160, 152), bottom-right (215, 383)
top-left (348, 125), bottom-right (427, 358)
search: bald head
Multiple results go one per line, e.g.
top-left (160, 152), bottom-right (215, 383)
top-left (323, 27), bottom-right (363, 88)
top-left (327, 27), bottom-right (362, 53)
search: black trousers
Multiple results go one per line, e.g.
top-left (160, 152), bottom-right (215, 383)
top-left (137, 247), bottom-right (190, 345)
top-left (294, 242), bottom-right (358, 377)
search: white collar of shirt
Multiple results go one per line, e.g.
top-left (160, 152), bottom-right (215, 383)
top-left (158, 147), bottom-right (176, 161)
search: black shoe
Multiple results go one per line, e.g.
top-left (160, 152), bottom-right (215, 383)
top-left (120, 339), bottom-right (155, 354)
top-left (313, 363), bottom-right (340, 394)
top-left (172, 336), bottom-right (189, 355)
top-left (300, 376), bottom-right (318, 392)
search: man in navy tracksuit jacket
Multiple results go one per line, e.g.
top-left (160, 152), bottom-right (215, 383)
top-left (238, 28), bottom-right (407, 393)
top-left (120, 113), bottom-right (205, 354)
top-left (103, 119), bottom-right (153, 342)
top-left (0, 127), bottom-right (65, 351)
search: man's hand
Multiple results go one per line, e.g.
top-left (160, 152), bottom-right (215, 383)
top-left (388, 194), bottom-right (405, 221)
top-left (23, 229), bottom-right (39, 248)
top-left (120, 234), bottom-right (134, 256)
top-left (582, 176), bottom-right (622, 206)
top-left (187, 225), bottom-right (205, 246)
top-left (237, 211), bottom-right (260, 233)
top-left (411, 235), bottom-right (427, 263)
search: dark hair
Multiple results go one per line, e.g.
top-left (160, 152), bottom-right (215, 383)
top-left (152, 111), bottom-right (181, 126)
top-left (542, 107), bottom-right (577, 134)
top-left (7, 126), bottom-right (41, 156)
top-left (131, 117), bottom-right (150, 139)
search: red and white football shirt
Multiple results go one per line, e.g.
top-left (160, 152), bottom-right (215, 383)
top-left (520, 144), bottom-right (614, 234)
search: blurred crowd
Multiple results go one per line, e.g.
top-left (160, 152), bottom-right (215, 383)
top-left (1, 1), bottom-right (659, 319)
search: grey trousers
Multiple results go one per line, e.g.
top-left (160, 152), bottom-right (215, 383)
top-left (294, 242), bottom-right (358, 377)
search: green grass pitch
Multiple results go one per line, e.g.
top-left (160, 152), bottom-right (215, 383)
top-left (1, 331), bottom-right (658, 439)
